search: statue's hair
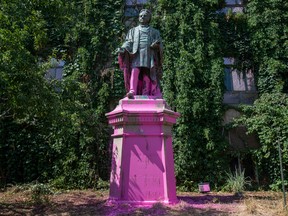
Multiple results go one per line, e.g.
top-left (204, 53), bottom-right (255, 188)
top-left (140, 9), bottom-right (151, 15)
top-left (139, 9), bottom-right (152, 22)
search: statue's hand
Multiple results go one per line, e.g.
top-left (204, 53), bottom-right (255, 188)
top-left (117, 47), bottom-right (126, 54)
top-left (151, 40), bottom-right (160, 49)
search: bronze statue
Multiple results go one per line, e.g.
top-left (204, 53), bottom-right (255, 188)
top-left (118, 9), bottom-right (163, 99)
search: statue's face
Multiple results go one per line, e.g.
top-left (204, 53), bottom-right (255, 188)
top-left (139, 11), bottom-right (150, 25)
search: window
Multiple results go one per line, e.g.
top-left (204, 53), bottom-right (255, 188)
top-left (125, 0), bottom-right (148, 6)
top-left (224, 58), bottom-right (256, 92)
top-left (45, 58), bottom-right (65, 81)
top-left (219, 0), bottom-right (245, 14)
top-left (225, 0), bottom-right (244, 5)
top-left (224, 67), bottom-right (233, 91)
top-left (124, 0), bottom-right (148, 17)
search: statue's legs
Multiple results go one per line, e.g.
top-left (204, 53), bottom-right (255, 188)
top-left (142, 69), bottom-right (151, 95)
top-left (128, 67), bottom-right (140, 98)
top-left (123, 68), bottom-right (130, 93)
top-left (128, 67), bottom-right (153, 98)
top-left (151, 80), bottom-right (162, 98)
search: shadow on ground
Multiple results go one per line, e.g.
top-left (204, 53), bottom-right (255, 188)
top-left (179, 193), bottom-right (242, 204)
top-left (0, 192), bottom-right (241, 216)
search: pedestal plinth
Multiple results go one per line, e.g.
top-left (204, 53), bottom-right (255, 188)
top-left (106, 97), bottom-right (179, 205)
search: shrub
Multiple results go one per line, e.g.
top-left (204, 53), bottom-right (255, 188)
top-left (223, 168), bottom-right (251, 194)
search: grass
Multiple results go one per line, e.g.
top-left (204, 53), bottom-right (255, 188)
top-left (223, 168), bottom-right (251, 195)
top-left (0, 186), bottom-right (287, 215)
top-left (238, 191), bottom-right (288, 216)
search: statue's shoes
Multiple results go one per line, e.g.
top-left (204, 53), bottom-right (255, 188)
top-left (127, 91), bottom-right (134, 99)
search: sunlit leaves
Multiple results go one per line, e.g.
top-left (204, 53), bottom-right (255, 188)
top-left (158, 0), bottom-right (228, 188)
top-left (236, 93), bottom-right (288, 189)
top-left (0, 0), bottom-right (123, 188)
top-left (247, 0), bottom-right (288, 93)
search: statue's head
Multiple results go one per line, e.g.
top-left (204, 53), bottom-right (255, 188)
top-left (139, 9), bottom-right (152, 25)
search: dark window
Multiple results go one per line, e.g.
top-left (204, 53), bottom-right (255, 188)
top-left (224, 67), bottom-right (233, 91)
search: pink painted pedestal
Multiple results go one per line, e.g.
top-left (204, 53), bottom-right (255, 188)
top-left (106, 97), bottom-right (179, 205)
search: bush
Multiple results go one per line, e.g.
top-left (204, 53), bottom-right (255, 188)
top-left (223, 168), bottom-right (251, 194)
top-left (30, 183), bottom-right (54, 204)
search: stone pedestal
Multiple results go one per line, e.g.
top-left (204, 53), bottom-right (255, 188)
top-left (106, 97), bottom-right (179, 205)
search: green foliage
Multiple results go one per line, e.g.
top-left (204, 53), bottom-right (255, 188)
top-left (1, 0), bottom-right (288, 192)
top-left (223, 168), bottom-right (251, 194)
top-left (4, 183), bottom-right (54, 204)
top-left (157, 0), bottom-right (229, 187)
top-left (96, 178), bottom-right (110, 190)
top-left (246, 0), bottom-right (288, 93)
top-left (45, 0), bottom-right (123, 189)
top-left (0, 0), bottom-right (62, 184)
top-left (229, 0), bottom-right (288, 190)
top-left (176, 180), bottom-right (197, 192)
top-left (217, 10), bottom-right (253, 73)
top-left (218, 0), bottom-right (288, 191)
top-left (30, 183), bottom-right (54, 204)
top-left (0, 0), bottom-right (123, 188)
top-left (236, 93), bottom-right (288, 189)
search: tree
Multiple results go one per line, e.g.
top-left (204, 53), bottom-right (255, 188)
top-left (0, 0), bottom-right (123, 188)
top-left (236, 93), bottom-right (288, 189)
top-left (0, 0), bottom-right (63, 184)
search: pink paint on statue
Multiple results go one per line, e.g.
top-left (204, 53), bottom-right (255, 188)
top-left (106, 98), bottom-right (179, 205)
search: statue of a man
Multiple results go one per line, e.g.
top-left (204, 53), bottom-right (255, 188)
top-left (118, 9), bottom-right (163, 99)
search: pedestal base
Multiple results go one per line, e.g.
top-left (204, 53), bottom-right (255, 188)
top-left (106, 97), bottom-right (179, 205)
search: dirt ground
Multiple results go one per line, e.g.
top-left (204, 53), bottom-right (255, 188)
top-left (0, 189), bottom-right (287, 216)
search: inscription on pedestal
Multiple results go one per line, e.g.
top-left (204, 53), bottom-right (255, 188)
top-left (127, 139), bottom-right (164, 201)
